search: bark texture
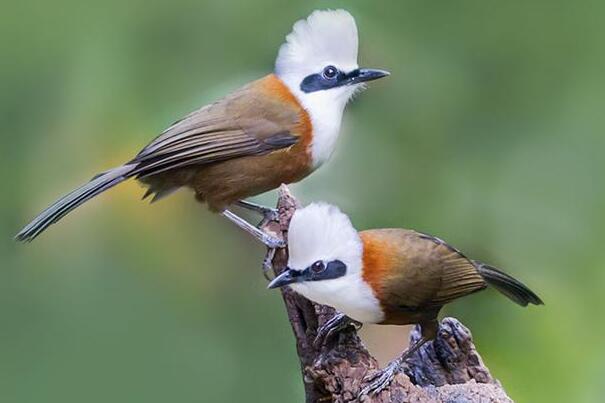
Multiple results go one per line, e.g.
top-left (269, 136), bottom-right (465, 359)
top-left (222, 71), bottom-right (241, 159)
top-left (260, 185), bottom-right (513, 403)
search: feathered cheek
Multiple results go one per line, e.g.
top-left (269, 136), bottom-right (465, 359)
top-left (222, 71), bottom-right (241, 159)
top-left (337, 84), bottom-right (366, 104)
top-left (288, 282), bottom-right (309, 297)
top-left (349, 83), bottom-right (367, 99)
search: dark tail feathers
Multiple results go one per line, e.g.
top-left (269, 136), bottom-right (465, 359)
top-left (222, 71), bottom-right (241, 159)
top-left (476, 263), bottom-right (544, 306)
top-left (16, 164), bottom-right (136, 242)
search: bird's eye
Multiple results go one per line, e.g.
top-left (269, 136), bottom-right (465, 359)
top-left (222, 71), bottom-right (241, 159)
top-left (310, 260), bottom-right (325, 274)
top-left (322, 65), bottom-right (338, 80)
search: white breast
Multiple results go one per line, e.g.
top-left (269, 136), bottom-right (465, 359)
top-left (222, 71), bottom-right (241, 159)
top-left (302, 92), bottom-right (346, 168)
top-left (280, 78), bottom-right (354, 169)
top-left (290, 273), bottom-right (385, 324)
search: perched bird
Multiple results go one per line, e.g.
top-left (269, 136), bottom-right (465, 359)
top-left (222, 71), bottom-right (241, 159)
top-left (16, 9), bottom-right (388, 243)
top-left (268, 203), bottom-right (543, 396)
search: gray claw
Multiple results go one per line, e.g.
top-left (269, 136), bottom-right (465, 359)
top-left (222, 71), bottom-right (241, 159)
top-left (262, 234), bottom-right (286, 249)
top-left (359, 361), bottom-right (400, 397)
top-left (236, 200), bottom-right (279, 226)
top-left (313, 313), bottom-right (361, 348)
top-left (262, 248), bottom-right (277, 280)
top-left (262, 208), bottom-right (279, 222)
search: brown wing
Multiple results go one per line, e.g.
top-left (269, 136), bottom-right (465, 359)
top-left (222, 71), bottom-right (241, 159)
top-left (361, 229), bottom-right (487, 312)
top-left (415, 232), bottom-right (488, 306)
top-left (130, 75), bottom-right (303, 178)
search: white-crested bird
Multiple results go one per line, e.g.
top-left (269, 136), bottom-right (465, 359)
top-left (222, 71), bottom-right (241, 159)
top-left (268, 203), bottom-right (543, 396)
top-left (16, 9), bottom-right (388, 243)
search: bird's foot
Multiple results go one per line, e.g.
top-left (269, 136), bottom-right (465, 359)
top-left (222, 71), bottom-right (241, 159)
top-left (258, 232), bottom-right (286, 249)
top-left (359, 334), bottom-right (431, 397)
top-left (359, 359), bottom-right (402, 397)
top-left (221, 209), bottom-right (286, 249)
top-left (236, 200), bottom-right (279, 226)
top-left (259, 207), bottom-right (279, 225)
top-left (313, 313), bottom-right (362, 349)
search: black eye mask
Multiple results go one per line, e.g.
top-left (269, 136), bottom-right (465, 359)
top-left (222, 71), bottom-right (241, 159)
top-left (268, 260), bottom-right (347, 289)
top-left (304, 259), bottom-right (347, 281)
top-left (300, 70), bottom-right (347, 93)
top-left (300, 68), bottom-right (389, 93)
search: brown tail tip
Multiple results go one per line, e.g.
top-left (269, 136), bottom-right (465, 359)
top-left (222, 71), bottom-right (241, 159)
top-left (476, 263), bottom-right (544, 306)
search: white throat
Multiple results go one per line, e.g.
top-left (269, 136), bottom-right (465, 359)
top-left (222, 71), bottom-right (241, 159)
top-left (283, 81), bottom-right (351, 169)
top-left (290, 272), bottom-right (384, 324)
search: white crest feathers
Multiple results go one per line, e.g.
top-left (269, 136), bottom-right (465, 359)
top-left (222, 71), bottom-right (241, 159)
top-left (275, 9), bottom-right (359, 77)
top-left (287, 202), bottom-right (362, 272)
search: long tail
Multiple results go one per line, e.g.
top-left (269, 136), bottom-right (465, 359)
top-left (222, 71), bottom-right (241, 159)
top-left (16, 164), bottom-right (137, 242)
top-left (476, 263), bottom-right (544, 306)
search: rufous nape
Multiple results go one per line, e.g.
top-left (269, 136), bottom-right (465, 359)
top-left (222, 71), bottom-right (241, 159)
top-left (16, 9), bottom-right (388, 244)
top-left (268, 203), bottom-right (543, 396)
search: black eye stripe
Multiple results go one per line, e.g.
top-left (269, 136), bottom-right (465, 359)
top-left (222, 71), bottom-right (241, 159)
top-left (299, 68), bottom-right (386, 94)
top-left (303, 260), bottom-right (347, 281)
top-left (300, 71), bottom-right (347, 93)
top-left (325, 260), bottom-right (347, 278)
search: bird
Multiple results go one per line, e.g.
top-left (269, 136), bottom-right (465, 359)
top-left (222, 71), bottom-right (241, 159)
top-left (15, 9), bottom-right (389, 244)
top-left (268, 202), bottom-right (543, 396)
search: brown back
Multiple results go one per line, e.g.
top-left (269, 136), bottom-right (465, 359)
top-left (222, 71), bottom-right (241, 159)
top-left (133, 74), bottom-right (313, 206)
top-left (361, 229), bottom-right (487, 325)
top-left (133, 74), bottom-right (311, 178)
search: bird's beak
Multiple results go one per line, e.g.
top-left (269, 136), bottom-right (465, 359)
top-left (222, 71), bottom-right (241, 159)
top-left (267, 268), bottom-right (300, 289)
top-left (344, 68), bottom-right (390, 85)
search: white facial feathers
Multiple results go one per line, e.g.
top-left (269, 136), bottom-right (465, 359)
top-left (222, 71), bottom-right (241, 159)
top-left (275, 9), bottom-right (359, 79)
top-left (286, 203), bottom-right (384, 324)
top-left (288, 202), bottom-right (362, 273)
top-left (274, 10), bottom-right (363, 169)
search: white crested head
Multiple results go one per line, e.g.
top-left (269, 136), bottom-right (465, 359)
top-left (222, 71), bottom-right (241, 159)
top-left (283, 202), bottom-right (384, 324)
top-left (274, 10), bottom-right (389, 169)
top-left (275, 9), bottom-right (359, 83)
top-left (288, 202), bottom-right (362, 273)
top-left (288, 203), bottom-right (362, 272)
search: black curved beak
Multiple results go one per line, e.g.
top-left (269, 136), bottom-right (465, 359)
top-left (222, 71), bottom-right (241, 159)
top-left (344, 68), bottom-right (390, 85)
top-left (267, 268), bottom-right (300, 289)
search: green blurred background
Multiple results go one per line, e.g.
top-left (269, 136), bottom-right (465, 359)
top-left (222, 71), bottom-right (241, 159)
top-left (1, 1), bottom-right (604, 402)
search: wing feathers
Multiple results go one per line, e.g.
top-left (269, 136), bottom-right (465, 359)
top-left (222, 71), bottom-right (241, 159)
top-left (136, 124), bottom-right (239, 160)
top-left (131, 76), bottom-right (303, 178)
top-left (426, 252), bottom-right (487, 306)
top-left (135, 139), bottom-right (260, 177)
top-left (262, 131), bottom-right (299, 148)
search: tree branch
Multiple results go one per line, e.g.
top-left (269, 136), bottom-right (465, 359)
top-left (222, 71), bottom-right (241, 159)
top-left (260, 185), bottom-right (513, 403)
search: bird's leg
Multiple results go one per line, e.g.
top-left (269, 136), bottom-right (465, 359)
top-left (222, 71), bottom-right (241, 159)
top-left (221, 209), bottom-right (286, 249)
top-left (359, 337), bottom-right (430, 396)
top-left (359, 320), bottom-right (438, 397)
top-left (236, 200), bottom-right (279, 226)
top-left (313, 313), bottom-right (362, 348)
top-left (261, 248), bottom-right (277, 281)
top-left (227, 202), bottom-right (284, 279)
top-left (233, 201), bottom-right (282, 279)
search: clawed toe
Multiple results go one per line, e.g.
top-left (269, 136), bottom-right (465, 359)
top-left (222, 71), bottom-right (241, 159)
top-left (261, 208), bottom-right (279, 223)
top-left (313, 313), bottom-right (361, 348)
top-left (359, 362), bottom-right (400, 397)
top-left (236, 200), bottom-right (279, 225)
top-left (313, 322), bottom-right (339, 349)
top-left (262, 248), bottom-right (277, 280)
top-left (261, 233), bottom-right (286, 249)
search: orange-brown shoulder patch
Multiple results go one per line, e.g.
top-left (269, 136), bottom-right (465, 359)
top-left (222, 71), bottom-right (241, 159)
top-left (360, 231), bottom-right (397, 300)
top-left (257, 74), bottom-right (313, 150)
top-left (257, 74), bottom-right (301, 107)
